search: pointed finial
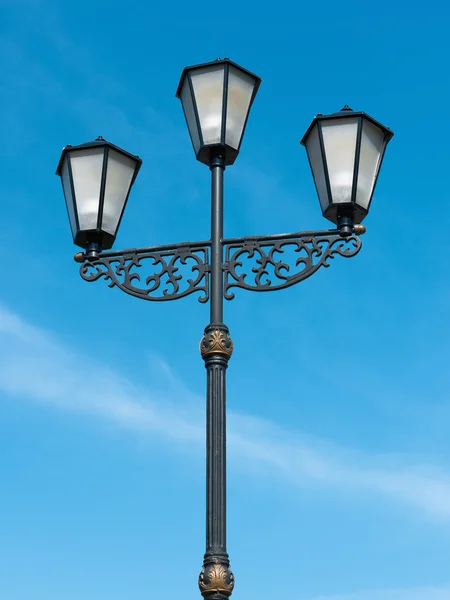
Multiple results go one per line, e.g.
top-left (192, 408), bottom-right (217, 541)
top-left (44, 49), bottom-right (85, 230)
top-left (340, 105), bottom-right (353, 111)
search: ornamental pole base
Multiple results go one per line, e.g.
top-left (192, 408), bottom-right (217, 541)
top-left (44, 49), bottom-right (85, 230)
top-left (199, 560), bottom-right (235, 599)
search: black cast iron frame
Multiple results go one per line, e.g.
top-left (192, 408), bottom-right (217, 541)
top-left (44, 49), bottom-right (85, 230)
top-left (76, 156), bottom-right (364, 600)
top-left (78, 230), bottom-right (362, 302)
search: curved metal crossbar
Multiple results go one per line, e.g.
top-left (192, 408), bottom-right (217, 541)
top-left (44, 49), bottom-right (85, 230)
top-left (80, 242), bottom-right (210, 302)
top-left (223, 232), bottom-right (362, 299)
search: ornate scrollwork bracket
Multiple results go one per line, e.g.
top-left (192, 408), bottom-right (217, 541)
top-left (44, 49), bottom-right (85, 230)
top-left (78, 242), bottom-right (210, 302)
top-left (199, 562), bottom-right (235, 597)
top-left (223, 231), bottom-right (362, 299)
top-left (77, 230), bottom-right (364, 303)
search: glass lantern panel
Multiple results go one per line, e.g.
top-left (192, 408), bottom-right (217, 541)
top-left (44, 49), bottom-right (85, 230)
top-left (321, 117), bottom-right (358, 204)
top-left (102, 149), bottom-right (137, 236)
top-left (225, 66), bottom-right (255, 150)
top-left (61, 157), bottom-right (77, 237)
top-left (356, 118), bottom-right (386, 209)
top-left (190, 64), bottom-right (225, 145)
top-left (304, 123), bottom-right (330, 213)
top-left (180, 77), bottom-right (201, 154)
top-left (70, 147), bottom-right (104, 230)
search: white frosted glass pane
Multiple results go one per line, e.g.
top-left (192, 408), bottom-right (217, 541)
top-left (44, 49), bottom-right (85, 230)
top-left (181, 78), bottom-right (201, 154)
top-left (322, 118), bottom-right (358, 204)
top-left (71, 148), bottom-right (104, 230)
top-left (191, 65), bottom-right (224, 145)
top-left (61, 157), bottom-right (77, 237)
top-left (356, 119), bottom-right (385, 209)
top-left (103, 149), bottom-right (136, 236)
top-left (305, 124), bottom-right (329, 213)
top-left (225, 66), bottom-right (255, 150)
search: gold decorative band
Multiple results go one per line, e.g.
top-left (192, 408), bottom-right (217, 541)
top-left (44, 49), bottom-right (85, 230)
top-left (199, 562), bottom-right (235, 596)
top-left (200, 329), bottom-right (234, 359)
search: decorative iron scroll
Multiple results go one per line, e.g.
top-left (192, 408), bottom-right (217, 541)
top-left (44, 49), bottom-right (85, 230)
top-left (223, 235), bottom-right (362, 299)
top-left (80, 245), bottom-right (210, 302)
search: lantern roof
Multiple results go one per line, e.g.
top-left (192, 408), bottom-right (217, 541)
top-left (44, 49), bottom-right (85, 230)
top-left (175, 57), bottom-right (261, 99)
top-left (56, 136), bottom-right (142, 177)
top-left (300, 106), bottom-right (394, 147)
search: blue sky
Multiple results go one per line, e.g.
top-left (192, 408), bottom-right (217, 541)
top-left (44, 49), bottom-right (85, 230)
top-left (1, 0), bottom-right (450, 598)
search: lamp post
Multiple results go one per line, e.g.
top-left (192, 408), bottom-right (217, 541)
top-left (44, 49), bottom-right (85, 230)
top-left (56, 58), bottom-right (393, 599)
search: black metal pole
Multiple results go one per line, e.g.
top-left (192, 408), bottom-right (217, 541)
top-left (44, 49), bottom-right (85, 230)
top-left (210, 156), bottom-right (224, 325)
top-left (199, 155), bottom-right (234, 600)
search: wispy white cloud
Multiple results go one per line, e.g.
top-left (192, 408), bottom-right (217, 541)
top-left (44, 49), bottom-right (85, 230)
top-left (310, 585), bottom-right (450, 600)
top-left (0, 304), bottom-right (204, 442)
top-left (1, 303), bottom-right (450, 521)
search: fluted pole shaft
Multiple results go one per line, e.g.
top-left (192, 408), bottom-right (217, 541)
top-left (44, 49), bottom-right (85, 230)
top-left (205, 353), bottom-right (228, 559)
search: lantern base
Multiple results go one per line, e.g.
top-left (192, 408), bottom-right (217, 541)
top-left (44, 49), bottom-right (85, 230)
top-left (73, 229), bottom-right (115, 251)
top-left (323, 203), bottom-right (368, 227)
top-left (196, 144), bottom-right (238, 167)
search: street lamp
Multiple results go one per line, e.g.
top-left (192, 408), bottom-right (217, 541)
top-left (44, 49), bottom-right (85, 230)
top-left (301, 104), bottom-right (394, 235)
top-left (176, 58), bottom-right (261, 166)
top-left (56, 137), bottom-right (142, 256)
top-left (56, 58), bottom-right (393, 600)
